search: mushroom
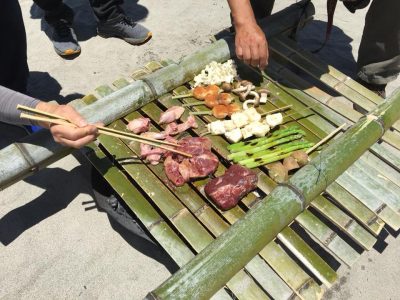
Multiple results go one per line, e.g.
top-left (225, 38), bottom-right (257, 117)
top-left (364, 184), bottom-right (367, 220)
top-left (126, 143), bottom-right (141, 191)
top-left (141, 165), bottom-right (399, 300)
top-left (283, 156), bottom-right (300, 171)
top-left (238, 85), bottom-right (254, 102)
top-left (258, 89), bottom-right (270, 104)
top-left (221, 82), bottom-right (232, 92)
top-left (243, 91), bottom-right (261, 109)
top-left (290, 150), bottom-right (309, 167)
top-left (266, 162), bottom-right (288, 183)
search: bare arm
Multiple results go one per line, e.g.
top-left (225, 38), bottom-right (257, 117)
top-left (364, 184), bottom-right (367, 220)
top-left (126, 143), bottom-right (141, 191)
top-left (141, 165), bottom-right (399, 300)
top-left (0, 85), bottom-right (100, 149)
top-left (227, 0), bottom-right (269, 69)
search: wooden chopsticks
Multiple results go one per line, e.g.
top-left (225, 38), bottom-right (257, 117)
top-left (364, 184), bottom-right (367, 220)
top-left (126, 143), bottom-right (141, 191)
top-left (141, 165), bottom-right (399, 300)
top-left (18, 105), bottom-right (192, 158)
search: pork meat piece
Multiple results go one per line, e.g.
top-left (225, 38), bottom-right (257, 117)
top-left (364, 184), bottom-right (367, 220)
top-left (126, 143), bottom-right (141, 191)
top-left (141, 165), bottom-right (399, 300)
top-left (204, 164), bottom-right (258, 210)
top-left (164, 156), bottom-right (186, 186)
top-left (177, 115), bottom-right (198, 132)
top-left (165, 122), bottom-right (179, 136)
top-left (165, 116), bottom-right (198, 136)
top-left (159, 106), bottom-right (185, 124)
top-left (127, 117), bottom-right (150, 134)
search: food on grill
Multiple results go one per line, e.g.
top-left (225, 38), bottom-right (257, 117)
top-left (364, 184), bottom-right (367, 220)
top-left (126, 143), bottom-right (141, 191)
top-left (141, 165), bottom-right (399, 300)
top-left (265, 113), bottom-right (283, 128)
top-left (223, 120), bottom-right (236, 131)
top-left (266, 162), bottom-right (288, 183)
top-left (165, 115), bottom-right (198, 136)
top-left (207, 120), bottom-right (226, 135)
top-left (159, 106), bottom-right (185, 124)
top-left (225, 128), bottom-right (243, 143)
top-left (227, 127), bottom-right (314, 168)
top-left (192, 86), bottom-right (207, 100)
top-left (127, 117), bottom-right (151, 134)
top-left (164, 156), bottom-right (186, 186)
top-left (243, 107), bottom-right (262, 122)
top-left (290, 150), bottom-right (309, 167)
top-left (204, 164), bottom-right (258, 210)
top-left (252, 123), bottom-right (270, 137)
top-left (218, 93), bottom-right (234, 105)
top-left (204, 94), bottom-right (219, 108)
top-left (283, 156), bottom-right (300, 171)
top-left (194, 59), bottom-right (237, 86)
top-left (231, 111), bottom-right (249, 128)
top-left (164, 137), bottom-right (219, 186)
top-left (221, 82), bottom-right (232, 92)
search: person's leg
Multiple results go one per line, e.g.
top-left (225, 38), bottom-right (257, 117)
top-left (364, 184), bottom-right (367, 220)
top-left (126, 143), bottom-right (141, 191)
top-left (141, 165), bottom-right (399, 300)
top-left (90, 0), bottom-right (152, 45)
top-left (33, 0), bottom-right (81, 57)
top-left (357, 0), bottom-right (400, 97)
top-left (0, 0), bottom-right (29, 93)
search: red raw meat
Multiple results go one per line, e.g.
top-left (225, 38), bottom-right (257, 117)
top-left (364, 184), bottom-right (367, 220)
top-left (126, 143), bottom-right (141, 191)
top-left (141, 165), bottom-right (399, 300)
top-left (163, 137), bottom-right (219, 186)
top-left (164, 156), bottom-right (186, 186)
top-left (204, 164), bottom-right (258, 210)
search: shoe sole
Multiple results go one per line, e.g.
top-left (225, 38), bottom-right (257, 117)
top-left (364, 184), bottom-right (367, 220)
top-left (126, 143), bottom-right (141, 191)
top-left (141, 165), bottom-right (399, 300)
top-left (98, 32), bottom-right (152, 45)
top-left (54, 47), bottom-right (81, 58)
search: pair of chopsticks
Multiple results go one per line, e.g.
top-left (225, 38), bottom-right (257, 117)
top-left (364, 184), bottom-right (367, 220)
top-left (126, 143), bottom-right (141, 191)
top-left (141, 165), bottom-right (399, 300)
top-left (17, 105), bottom-right (192, 158)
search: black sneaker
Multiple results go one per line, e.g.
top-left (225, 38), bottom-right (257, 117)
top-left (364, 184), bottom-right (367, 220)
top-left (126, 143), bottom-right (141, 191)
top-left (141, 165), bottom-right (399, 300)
top-left (357, 78), bottom-right (387, 99)
top-left (97, 16), bottom-right (152, 45)
top-left (48, 19), bottom-right (81, 57)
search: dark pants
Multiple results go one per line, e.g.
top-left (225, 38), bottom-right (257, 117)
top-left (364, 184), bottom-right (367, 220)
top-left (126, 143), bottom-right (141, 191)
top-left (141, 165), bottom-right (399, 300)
top-left (357, 0), bottom-right (400, 85)
top-left (33, 0), bottom-right (125, 23)
top-left (0, 0), bottom-right (29, 93)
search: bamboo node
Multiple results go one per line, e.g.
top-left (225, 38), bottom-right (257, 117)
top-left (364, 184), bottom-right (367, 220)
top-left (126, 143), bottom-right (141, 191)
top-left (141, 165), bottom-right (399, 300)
top-left (278, 182), bottom-right (306, 210)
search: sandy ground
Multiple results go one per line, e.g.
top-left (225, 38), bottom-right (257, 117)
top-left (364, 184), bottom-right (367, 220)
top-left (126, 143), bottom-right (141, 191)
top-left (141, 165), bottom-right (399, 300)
top-left (1, 0), bottom-right (399, 299)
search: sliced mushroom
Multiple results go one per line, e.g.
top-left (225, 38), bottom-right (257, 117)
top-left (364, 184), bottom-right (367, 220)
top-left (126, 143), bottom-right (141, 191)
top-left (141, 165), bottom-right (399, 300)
top-left (258, 88), bottom-right (270, 104)
top-left (290, 150), bottom-right (309, 167)
top-left (283, 156), bottom-right (300, 171)
top-left (221, 82), bottom-right (232, 92)
top-left (266, 162), bottom-right (288, 183)
top-left (242, 91), bottom-right (260, 110)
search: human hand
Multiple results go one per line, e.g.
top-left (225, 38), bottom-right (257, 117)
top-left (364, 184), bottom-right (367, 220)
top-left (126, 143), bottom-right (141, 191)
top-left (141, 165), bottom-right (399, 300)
top-left (234, 22), bottom-right (269, 70)
top-left (35, 102), bottom-right (101, 149)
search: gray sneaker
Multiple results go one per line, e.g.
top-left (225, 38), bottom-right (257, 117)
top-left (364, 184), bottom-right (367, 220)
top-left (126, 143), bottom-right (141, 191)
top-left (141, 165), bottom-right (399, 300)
top-left (97, 16), bottom-right (152, 45)
top-left (49, 19), bottom-right (81, 57)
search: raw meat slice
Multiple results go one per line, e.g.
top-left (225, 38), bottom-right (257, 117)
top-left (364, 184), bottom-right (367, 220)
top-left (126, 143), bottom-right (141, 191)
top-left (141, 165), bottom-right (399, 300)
top-left (164, 156), bottom-right (186, 187)
top-left (165, 116), bottom-right (198, 136)
top-left (127, 117), bottom-right (150, 134)
top-left (204, 164), bottom-right (258, 210)
top-left (159, 106), bottom-right (185, 124)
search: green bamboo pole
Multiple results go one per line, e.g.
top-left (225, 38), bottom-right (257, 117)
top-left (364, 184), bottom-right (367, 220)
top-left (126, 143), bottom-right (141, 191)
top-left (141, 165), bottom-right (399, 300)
top-left (148, 88), bottom-right (400, 300)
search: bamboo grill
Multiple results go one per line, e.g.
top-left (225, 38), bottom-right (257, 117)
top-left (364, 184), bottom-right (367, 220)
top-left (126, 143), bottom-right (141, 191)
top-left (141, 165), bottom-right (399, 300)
top-left (1, 1), bottom-right (400, 299)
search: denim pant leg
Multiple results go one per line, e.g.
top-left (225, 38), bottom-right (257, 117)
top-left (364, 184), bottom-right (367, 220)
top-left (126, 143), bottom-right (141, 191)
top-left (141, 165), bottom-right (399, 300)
top-left (0, 0), bottom-right (29, 93)
top-left (357, 0), bottom-right (400, 85)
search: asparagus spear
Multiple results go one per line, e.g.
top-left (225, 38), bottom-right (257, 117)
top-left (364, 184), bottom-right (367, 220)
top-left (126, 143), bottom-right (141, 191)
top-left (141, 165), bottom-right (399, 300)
top-left (228, 134), bottom-right (304, 161)
top-left (240, 142), bottom-right (314, 168)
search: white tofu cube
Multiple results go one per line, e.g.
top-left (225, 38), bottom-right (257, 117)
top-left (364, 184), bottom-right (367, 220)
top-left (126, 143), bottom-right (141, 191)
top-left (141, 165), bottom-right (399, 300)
top-left (223, 120), bottom-right (236, 131)
top-left (265, 113), bottom-right (283, 128)
top-left (207, 120), bottom-right (226, 135)
top-left (243, 107), bottom-right (261, 122)
top-left (225, 128), bottom-right (243, 143)
top-left (231, 112), bottom-right (249, 128)
top-left (252, 123), bottom-right (270, 137)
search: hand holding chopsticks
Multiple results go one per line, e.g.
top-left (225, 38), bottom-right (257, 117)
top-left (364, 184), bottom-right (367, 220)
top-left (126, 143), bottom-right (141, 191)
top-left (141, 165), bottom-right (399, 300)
top-left (18, 104), bottom-right (192, 157)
